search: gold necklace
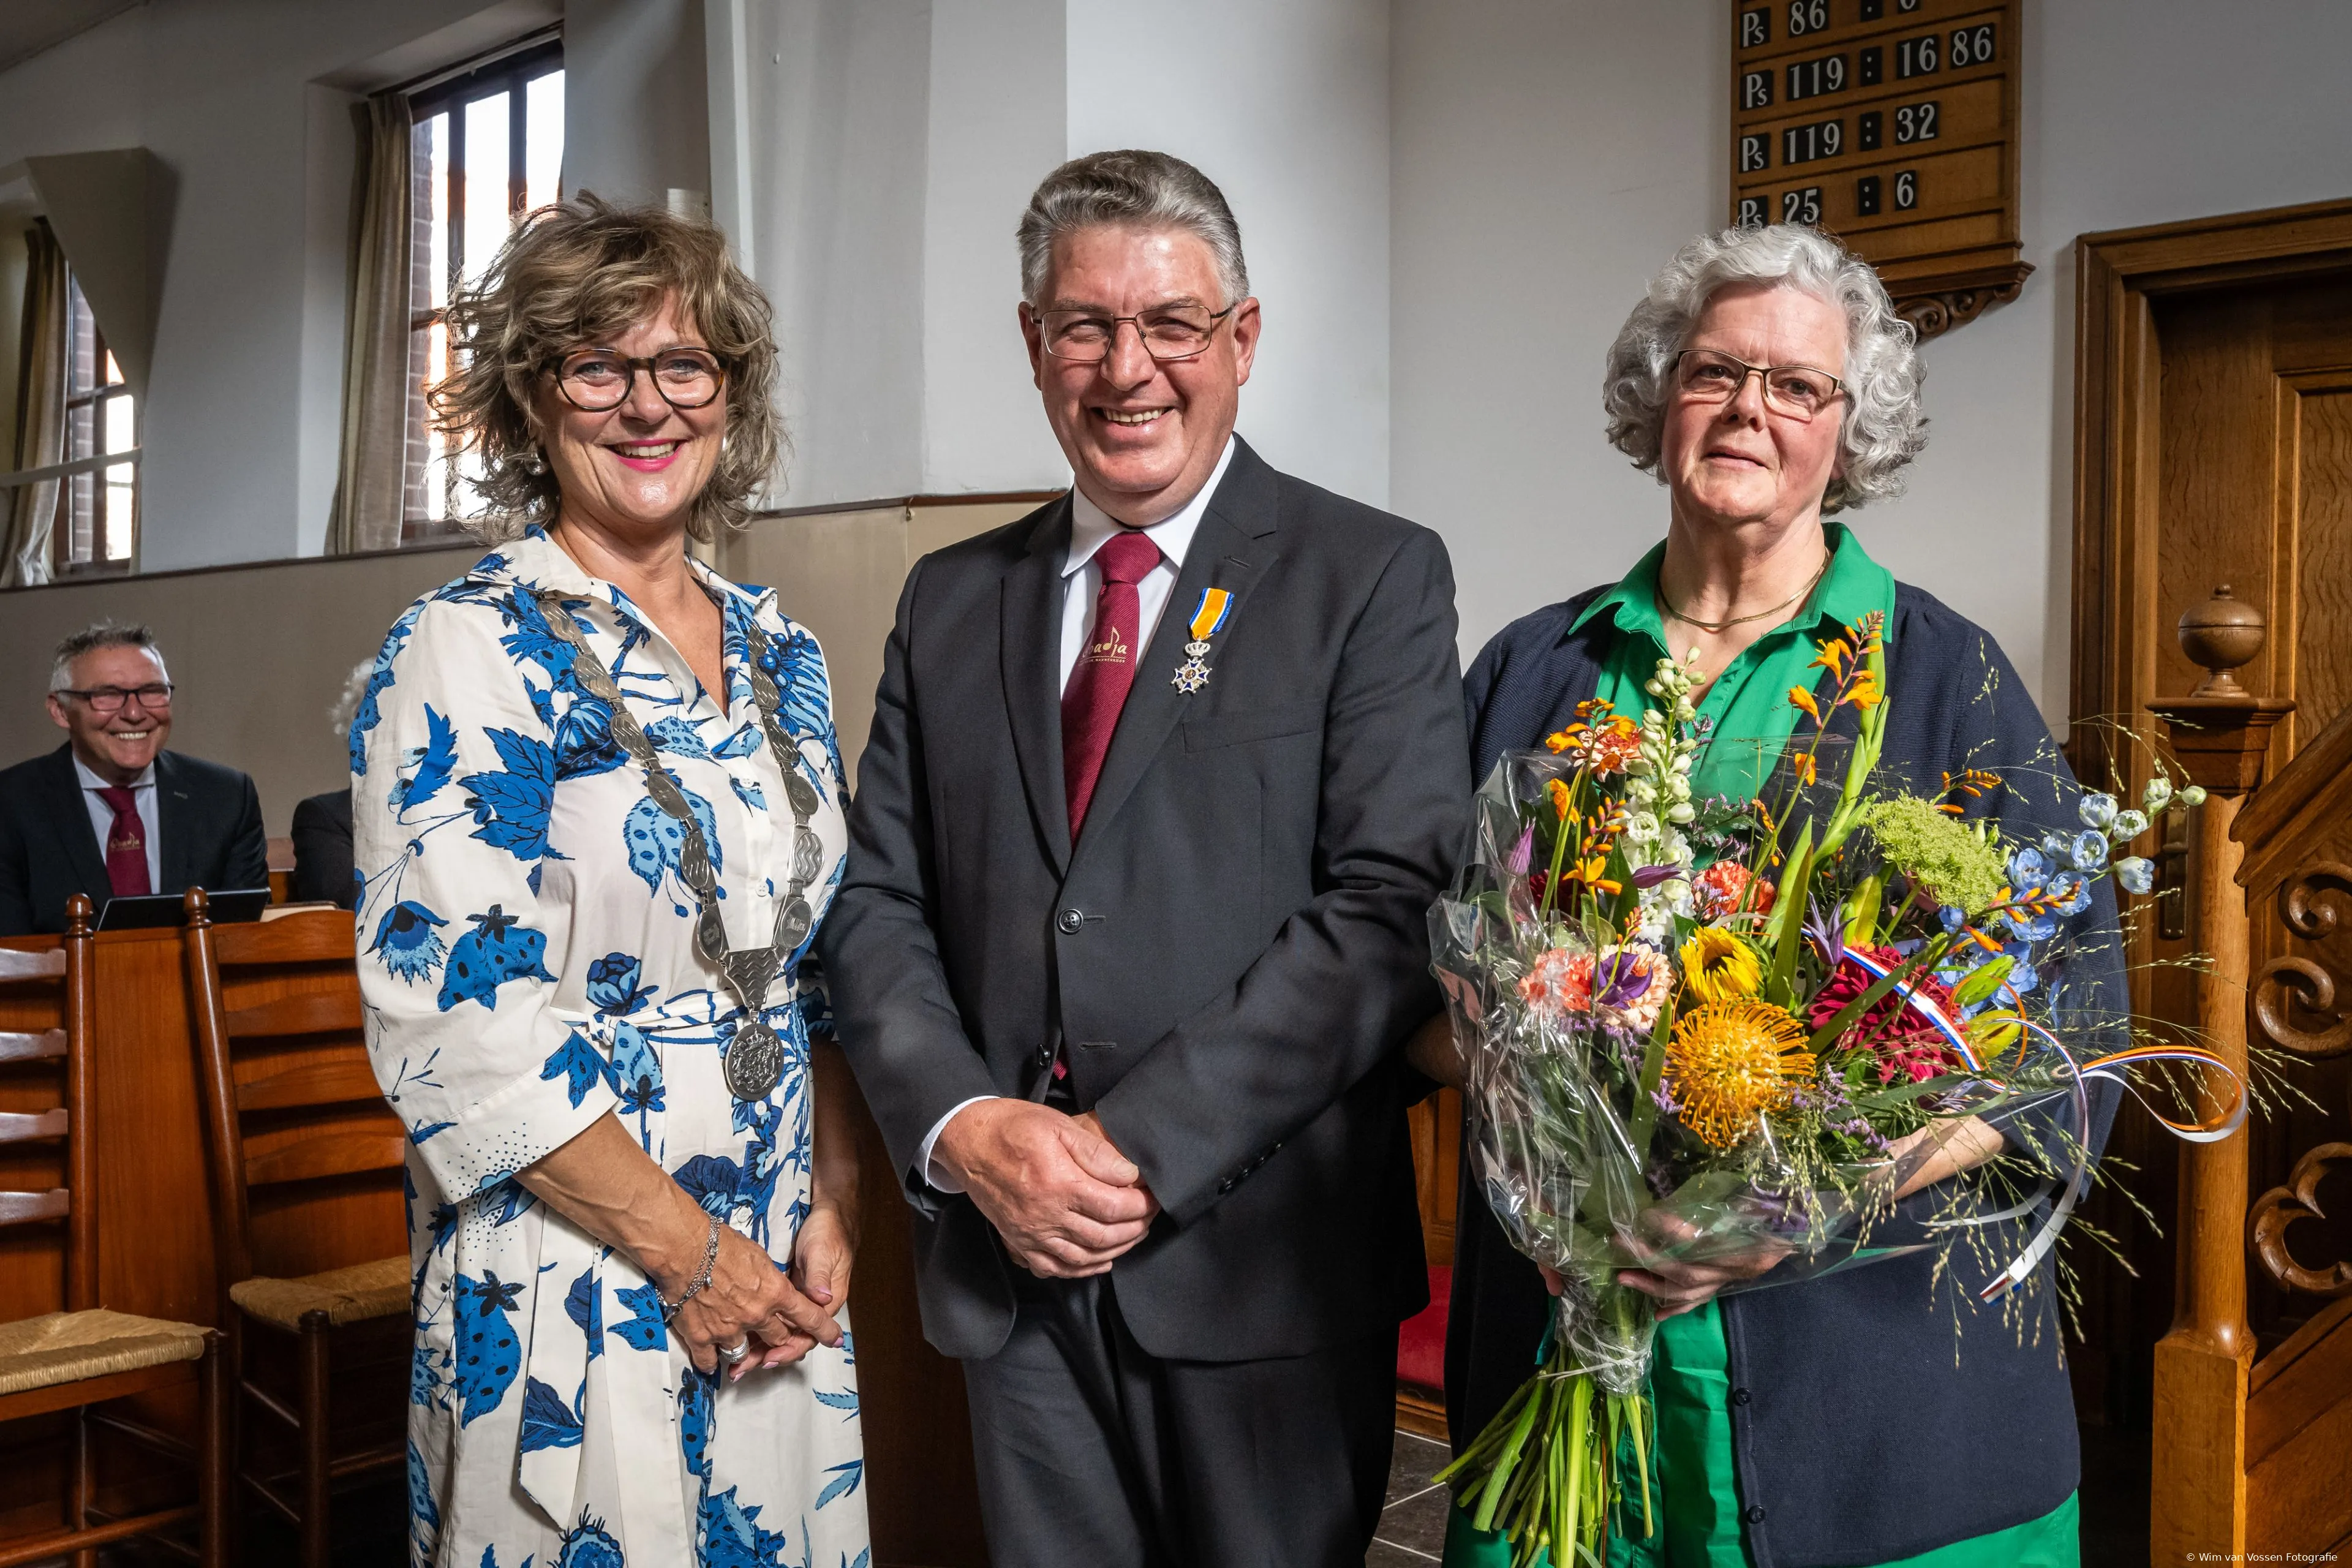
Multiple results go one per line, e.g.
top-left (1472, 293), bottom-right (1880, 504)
top-left (1656, 550), bottom-right (1831, 636)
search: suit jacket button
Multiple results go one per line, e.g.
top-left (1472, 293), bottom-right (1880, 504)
top-left (1730, 1387), bottom-right (1751, 1406)
top-left (1057, 907), bottom-right (1083, 934)
top-left (1744, 1504), bottom-right (1766, 1525)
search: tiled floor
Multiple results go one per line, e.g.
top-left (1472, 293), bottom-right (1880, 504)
top-left (1368, 1427), bottom-right (1454, 1564)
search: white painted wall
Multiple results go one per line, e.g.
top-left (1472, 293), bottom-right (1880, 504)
top-left (1390, 0), bottom-right (2352, 726)
top-left (918, 0), bottom-right (1065, 496)
top-left (0, 0), bottom-right (707, 573)
top-left (564, 0), bottom-right (710, 208)
top-left (1068, 0), bottom-right (1392, 508)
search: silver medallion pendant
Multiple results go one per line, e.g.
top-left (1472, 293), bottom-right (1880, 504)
top-left (1172, 639), bottom-right (1213, 695)
top-left (725, 1018), bottom-right (785, 1101)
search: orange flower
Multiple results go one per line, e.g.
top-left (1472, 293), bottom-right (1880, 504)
top-left (1518, 947), bottom-right (1596, 1019)
top-left (1547, 778), bottom-right (1572, 820)
top-left (1664, 1001), bottom-right (1815, 1147)
top-left (1694, 861), bottom-right (1775, 921)
top-left (1789, 686), bottom-right (1822, 722)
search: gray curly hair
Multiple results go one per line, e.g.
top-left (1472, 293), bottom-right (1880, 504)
top-left (1018, 150), bottom-right (1249, 307)
top-left (1601, 224), bottom-right (1925, 512)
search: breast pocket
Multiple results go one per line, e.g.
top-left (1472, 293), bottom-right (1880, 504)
top-left (1180, 703), bottom-right (1322, 752)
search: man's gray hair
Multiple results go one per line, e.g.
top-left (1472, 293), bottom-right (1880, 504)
top-left (1018, 150), bottom-right (1250, 307)
top-left (1601, 224), bottom-right (1927, 511)
top-left (50, 621), bottom-right (166, 692)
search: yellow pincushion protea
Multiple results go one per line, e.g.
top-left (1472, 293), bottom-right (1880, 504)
top-left (1665, 1001), bottom-right (1815, 1147)
top-left (1678, 927), bottom-right (1762, 1003)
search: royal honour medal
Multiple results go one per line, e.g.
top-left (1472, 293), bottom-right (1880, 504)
top-left (1171, 587), bottom-right (1233, 694)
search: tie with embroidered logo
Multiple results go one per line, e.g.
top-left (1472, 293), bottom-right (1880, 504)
top-left (1061, 528), bottom-right (1163, 839)
top-left (96, 785), bottom-right (151, 898)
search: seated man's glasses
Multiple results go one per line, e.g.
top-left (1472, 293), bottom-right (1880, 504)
top-left (1672, 349), bottom-right (1846, 423)
top-left (552, 347), bottom-right (727, 412)
top-left (61, 684), bottom-right (173, 712)
top-left (1036, 303), bottom-right (1240, 364)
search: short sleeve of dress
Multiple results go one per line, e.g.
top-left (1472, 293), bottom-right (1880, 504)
top-left (352, 596), bottom-right (622, 1200)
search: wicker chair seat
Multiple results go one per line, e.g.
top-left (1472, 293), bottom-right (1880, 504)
top-left (0, 1308), bottom-right (208, 1397)
top-left (228, 1255), bottom-right (410, 1331)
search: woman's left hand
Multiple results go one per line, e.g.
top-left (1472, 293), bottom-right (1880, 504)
top-left (740, 1202), bottom-right (856, 1379)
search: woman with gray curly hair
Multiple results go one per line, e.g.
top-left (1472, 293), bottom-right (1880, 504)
top-left (1419, 223), bottom-right (2116, 1567)
top-left (350, 195), bottom-right (867, 1566)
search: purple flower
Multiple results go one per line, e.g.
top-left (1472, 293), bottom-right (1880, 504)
top-left (1506, 825), bottom-right (1535, 876)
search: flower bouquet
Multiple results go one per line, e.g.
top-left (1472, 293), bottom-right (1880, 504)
top-left (1428, 614), bottom-right (2242, 1567)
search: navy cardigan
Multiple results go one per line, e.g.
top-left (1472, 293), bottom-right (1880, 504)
top-left (1444, 581), bottom-right (2125, 1568)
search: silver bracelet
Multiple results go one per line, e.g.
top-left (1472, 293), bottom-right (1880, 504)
top-left (658, 1215), bottom-right (723, 1322)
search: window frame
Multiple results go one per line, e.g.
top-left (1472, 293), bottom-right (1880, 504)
top-left (402, 35), bottom-right (565, 542)
top-left (51, 273), bottom-right (138, 578)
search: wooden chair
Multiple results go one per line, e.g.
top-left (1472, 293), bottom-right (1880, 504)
top-left (0, 897), bottom-right (227, 1567)
top-left (182, 889), bottom-right (407, 1567)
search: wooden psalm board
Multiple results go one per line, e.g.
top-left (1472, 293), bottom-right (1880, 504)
top-left (1730, 0), bottom-right (2028, 337)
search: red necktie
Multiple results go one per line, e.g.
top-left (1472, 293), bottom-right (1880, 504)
top-left (1061, 529), bottom-right (1163, 838)
top-left (97, 785), bottom-right (151, 898)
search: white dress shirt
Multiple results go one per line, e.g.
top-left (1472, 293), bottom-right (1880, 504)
top-left (917, 436), bottom-right (1237, 1193)
top-left (73, 753), bottom-right (161, 894)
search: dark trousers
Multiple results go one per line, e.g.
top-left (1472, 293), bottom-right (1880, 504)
top-left (961, 1269), bottom-right (1395, 1568)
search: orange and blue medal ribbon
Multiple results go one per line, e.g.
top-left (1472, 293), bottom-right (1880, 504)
top-left (1171, 587), bottom-right (1232, 694)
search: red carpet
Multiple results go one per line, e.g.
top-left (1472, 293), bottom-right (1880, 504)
top-left (1398, 1264), bottom-right (1450, 1390)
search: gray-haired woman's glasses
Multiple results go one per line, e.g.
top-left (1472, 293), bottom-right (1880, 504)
top-left (552, 347), bottom-right (728, 412)
top-left (1036, 303), bottom-right (1240, 364)
top-left (1672, 349), bottom-right (1846, 423)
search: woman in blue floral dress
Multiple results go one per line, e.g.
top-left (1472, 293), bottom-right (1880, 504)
top-left (352, 197), bottom-right (869, 1567)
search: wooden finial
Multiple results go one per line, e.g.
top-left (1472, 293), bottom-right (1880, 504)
top-left (2147, 585), bottom-right (2293, 798)
top-left (2178, 584), bottom-right (2266, 698)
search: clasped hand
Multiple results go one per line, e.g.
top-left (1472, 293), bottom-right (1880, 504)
top-left (663, 1212), bottom-right (850, 1381)
top-left (937, 1100), bottom-right (1159, 1278)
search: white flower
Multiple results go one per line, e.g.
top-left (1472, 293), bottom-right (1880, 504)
top-left (2141, 775), bottom-right (2174, 811)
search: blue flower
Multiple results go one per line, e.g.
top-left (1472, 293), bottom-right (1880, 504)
top-left (2112, 808), bottom-right (2150, 840)
top-left (2070, 831), bottom-right (2109, 873)
top-left (586, 952), bottom-right (652, 1016)
top-left (552, 698), bottom-right (627, 780)
top-left (2002, 903), bottom-right (2057, 943)
top-left (371, 900), bottom-right (448, 984)
top-left (2048, 870), bottom-right (2094, 916)
top-left (2114, 856), bottom-right (2155, 895)
top-left (554, 1512), bottom-right (624, 1568)
top-left (2078, 792), bottom-right (2118, 831)
top-left (2006, 846), bottom-right (2048, 891)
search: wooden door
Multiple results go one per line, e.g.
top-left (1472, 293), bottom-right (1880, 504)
top-left (2072, 199), bottom-right (2352, 1559)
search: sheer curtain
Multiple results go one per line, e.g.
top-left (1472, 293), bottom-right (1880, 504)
top-left (2, 219), bottom-right (67, 588)
top-left (328, 91), bottom-right (415, 554)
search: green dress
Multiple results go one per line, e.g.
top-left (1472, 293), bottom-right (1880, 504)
top-left (1441, 525), bottom-right (2078, 1568)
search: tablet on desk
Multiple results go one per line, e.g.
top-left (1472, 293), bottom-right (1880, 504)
top-left (96, 888), bottom-right (271, 931)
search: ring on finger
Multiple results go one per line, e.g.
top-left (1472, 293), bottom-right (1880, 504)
top-left (715, 1338), bottom-right (751, 1365)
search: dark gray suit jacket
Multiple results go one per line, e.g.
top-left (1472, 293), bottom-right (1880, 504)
top-left (0, 744), bottom-right (270, 936)
top-left (820, 437), bottom-right (1471, 1363)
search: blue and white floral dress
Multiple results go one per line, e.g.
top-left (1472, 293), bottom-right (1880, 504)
top-left (351, 527), bottom-right (869, 1568)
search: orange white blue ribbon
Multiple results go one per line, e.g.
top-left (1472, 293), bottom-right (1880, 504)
top-left (1172, 587), bottom-right (1234, 695)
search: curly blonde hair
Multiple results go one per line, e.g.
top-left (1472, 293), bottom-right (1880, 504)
top-left (429, 194), bottom-right (783, 543)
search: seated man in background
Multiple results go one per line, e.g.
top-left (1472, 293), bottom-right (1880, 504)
top-left (0, 622), bottom-right (268, 935)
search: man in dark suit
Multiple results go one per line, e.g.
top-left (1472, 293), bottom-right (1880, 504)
top-left (0, 622), bottom-right (268, 935)
top-left (820, 150), bottom-right (1470, 1564)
